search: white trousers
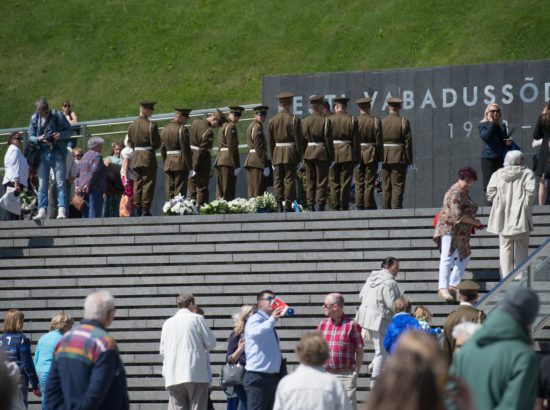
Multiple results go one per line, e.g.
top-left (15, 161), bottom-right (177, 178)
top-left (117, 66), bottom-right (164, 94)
top-left (371, 327), bottom-right (388, 388)
top-left (438, 234), bottom-right (471, 289)
top-left (499, 233), bottom-right (529, 278)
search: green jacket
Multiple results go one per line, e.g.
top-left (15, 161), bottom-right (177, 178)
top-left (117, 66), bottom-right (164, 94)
top-left (450, 310), bottom-right (539, 410)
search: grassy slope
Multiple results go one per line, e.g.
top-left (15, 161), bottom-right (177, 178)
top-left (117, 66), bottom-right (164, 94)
top-left (1, 0), bottom-right (549, 130)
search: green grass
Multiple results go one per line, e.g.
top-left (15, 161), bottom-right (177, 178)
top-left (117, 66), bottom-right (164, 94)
top-left (1, 0), bottom-right (549, 131)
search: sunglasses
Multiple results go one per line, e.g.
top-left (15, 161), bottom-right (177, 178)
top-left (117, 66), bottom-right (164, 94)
top-left (488, 109), bottom-right (500, 113)
top-left (12, 137), bottom-right (22, 141)
top-left (231, 112), bottom-right (242, 117)
top-left (262, 296), bottom-right (275, 302)
top-left (74, 154), bottom-right (83, 158)
top-left (257, 111), bottom-right (267, 116)
top-left (63, 104), bottom-right (70, 107)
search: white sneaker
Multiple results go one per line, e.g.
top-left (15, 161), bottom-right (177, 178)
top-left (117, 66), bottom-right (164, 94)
top-left (33, 208), bottom-right (47, 220)
top-left (57, 206), bottom-right (66, 219)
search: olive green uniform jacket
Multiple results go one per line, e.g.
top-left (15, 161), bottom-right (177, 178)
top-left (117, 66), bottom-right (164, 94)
top-left (160, 120), bottom-right (192, 172)
top-left (244, 119), bottom-right (268, 169)
top-left (302, 111), bottom-right (334, 162)
top-left (329, 111), bottom-right (359, 163)
top-left (128, 116), bottom-right (161, 168)
top-left (379, 113), bottom-right (412, 164)
top-left (268, 109), bottom-right (303, 166)
top-left (443, 304), bottom-right (486, 364)
top-left (215, 121), bottom-right (240, 169)
top-left (357, 113), bottom-right (382, 164)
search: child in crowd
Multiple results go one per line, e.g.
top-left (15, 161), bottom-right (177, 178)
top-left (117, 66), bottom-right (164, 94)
top-left (414, 305), bottom-right (443, 337)
top-left (384, 298), bottom-right (443, 354)
top-left (384, 297), bottom-right (423, 355)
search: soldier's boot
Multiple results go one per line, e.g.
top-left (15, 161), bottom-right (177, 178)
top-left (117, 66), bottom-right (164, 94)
top-left (356, 205), bottom-right (365, 211)
top-left (277, 202), bottom-right (284, 213)
top-left (284, 202), bottom-right (292, 212)
top-left (318, 204), bottom-right (326, 211)
top-left (134, 207), bottom-right (142, 217)
top-left (342, 203), bottom-right (349, 211)
top-left (142, 208), bottom-right (152, 216)
top-left (308, 205), bottom-right (315, 212)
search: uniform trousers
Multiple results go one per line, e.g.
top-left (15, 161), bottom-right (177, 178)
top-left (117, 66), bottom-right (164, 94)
top-left (216, 165), bottom-right (236, 200)
top-left (246, 167), bottom-right (266, 199)
top-left (305, 159), bottom-right (329, 206)
top-left (243, 371), bottom-right (278, 410)
top-left (371, 325), bottom-right (389, 389)
top-left (132, 165), bottom-right (156, 209)
top-left (167, 382), bottom-right (209, 410)
top-left (274, 164), bottom-right (296, 203)
top-left (329, 162), bottom-right (353, 210)
top-left (499, 233), bottom-right (529, 278)
top-left (189, 155), bottom-right (211, 205)
top-left (334, 371), bottom-right (358, 410)
top-left (165, 170), bottom-right (188, 201)
top-left (381, 163), bottom-right (406, 209)
top-left (438, 234), bottom-right (471, 289)
top-left (355, 162), bottom-right (378, 209)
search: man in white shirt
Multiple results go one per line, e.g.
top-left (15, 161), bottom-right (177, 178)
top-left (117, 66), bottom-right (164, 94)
top-left (274, 332), bottom-right (351, 410)
top-left (160, 293), bottom-right (216, 410)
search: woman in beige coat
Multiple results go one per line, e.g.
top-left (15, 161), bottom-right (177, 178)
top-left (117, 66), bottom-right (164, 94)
top-left (355, 257), bottom-right (401, 388)
top-left (487, 150), bottom-right (536, 278)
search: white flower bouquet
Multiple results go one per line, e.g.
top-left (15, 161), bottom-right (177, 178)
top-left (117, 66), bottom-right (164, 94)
top-left (162, 194), bottom-right (199, 216)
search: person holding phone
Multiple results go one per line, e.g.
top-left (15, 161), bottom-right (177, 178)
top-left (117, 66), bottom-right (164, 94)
top-left (479, 103), bottom-right (510, 191)
top-left (243, 290), bottom-right (285, 410)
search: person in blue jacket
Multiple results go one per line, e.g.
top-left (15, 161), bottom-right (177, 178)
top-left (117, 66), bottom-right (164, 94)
top-left (384, 297), bottom-right (441, 355)
top-left (0, 309), bottom-right (41, 408)
top-left (27, 97), bottom-right (73, 220)
top-left (34, 313), bottom-right (74, 410)
top-left (478, 103), bottom-right (511, 191)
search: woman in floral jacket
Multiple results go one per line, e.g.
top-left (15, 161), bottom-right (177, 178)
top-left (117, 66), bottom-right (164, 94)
top-left (434, 167), bottom-right (484, 301)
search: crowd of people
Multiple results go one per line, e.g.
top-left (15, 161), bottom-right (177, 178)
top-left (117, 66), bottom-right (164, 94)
top-left (0, 258), bottom-right (546, 410)
top-left (2, 97), bottom-right (549, 219)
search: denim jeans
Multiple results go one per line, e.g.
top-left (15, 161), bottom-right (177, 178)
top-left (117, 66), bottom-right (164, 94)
top-left (38, 149), bottom-right (67, 210)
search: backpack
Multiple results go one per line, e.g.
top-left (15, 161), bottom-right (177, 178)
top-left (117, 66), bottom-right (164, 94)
top-left (24, 142), bottom-right (41, 170)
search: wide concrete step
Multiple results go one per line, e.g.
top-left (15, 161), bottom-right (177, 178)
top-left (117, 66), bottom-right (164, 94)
top-left (5, 206), bottom-right (550, 409)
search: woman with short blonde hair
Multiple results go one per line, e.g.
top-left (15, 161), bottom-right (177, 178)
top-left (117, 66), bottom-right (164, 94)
top-left (479, 103), bottom-right (510, 191)
top-left (34, 312), bottom-right (75, 409)
top-left (1, 309), bottom-right (41, 407)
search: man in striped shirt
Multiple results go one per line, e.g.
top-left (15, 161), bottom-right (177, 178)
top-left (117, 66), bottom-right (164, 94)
top-left (317, 293), bottom-right (364, 410)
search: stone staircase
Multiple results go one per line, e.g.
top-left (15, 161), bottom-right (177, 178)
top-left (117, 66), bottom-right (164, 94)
top-left (1, 206), bottom-right (549, 409)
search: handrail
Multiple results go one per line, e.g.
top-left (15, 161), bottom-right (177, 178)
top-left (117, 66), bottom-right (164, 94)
top-left (0, 103), bottom-right (261, 172)
top-left (0, 104), bottom-right (261, 137)
top-left (476, 237), bottom-right (550, 310)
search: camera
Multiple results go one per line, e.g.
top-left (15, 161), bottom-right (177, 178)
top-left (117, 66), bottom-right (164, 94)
top-left (44, 131), bottom-right (57, 151)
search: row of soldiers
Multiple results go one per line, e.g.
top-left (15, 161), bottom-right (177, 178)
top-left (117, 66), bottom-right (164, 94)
top-left (126, 93), bottom-right (413, 215)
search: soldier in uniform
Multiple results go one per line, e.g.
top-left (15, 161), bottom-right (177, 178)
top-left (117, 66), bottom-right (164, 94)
top-left (442, 280), bottom-right (486, 364)
top-left (127, 100), bottom-right (161, 216)
top-left (380, 97), bottom-right (413, 209)
top-left (329, 97), bottom-right (359, 210)
top-left (355, 98), bottom-right (383, 210)
top-left (215, 106), bottom-right (243, 200)
top-left (302, 95), bottom-right (334, 211)
top-left (160, 108), bottom-right (193, 201)
top-left (268, 92), bottom-right (303, 212)
top-left (244, 105), bottom-right (270, 199)
top-left (188, 109), bottom-right (225, 205)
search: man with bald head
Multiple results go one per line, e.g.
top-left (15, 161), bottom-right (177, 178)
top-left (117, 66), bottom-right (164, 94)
top-left (317, 293), bottom-right (364, 410)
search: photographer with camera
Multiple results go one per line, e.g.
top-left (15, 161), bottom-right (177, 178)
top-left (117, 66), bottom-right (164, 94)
top-left (28, 98), bottom-right (73, 219)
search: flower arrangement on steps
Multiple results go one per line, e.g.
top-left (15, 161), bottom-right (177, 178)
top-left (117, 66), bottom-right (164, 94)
top-left (162, 192), bottom-right (305, 216)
